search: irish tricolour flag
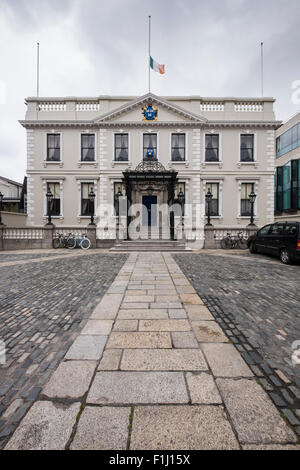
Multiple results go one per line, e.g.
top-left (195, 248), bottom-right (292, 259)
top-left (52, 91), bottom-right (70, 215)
top-left (150, 56), bottom-right (165, 74)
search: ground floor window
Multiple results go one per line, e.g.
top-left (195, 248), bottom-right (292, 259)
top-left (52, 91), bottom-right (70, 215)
top-left (205, 183), bottom-right (219, 216)
top-left (240, 182), bottom-right (254, 216)
top-left (81, 183), bottom-right (94, 216)
top-left (47, 182), bottom-right (60, 216)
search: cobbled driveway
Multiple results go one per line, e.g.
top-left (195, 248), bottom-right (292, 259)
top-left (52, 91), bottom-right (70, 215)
top-left (175, 252), bottom-right (300, 436)
top-left (0, 251), bottom-right (127, 448)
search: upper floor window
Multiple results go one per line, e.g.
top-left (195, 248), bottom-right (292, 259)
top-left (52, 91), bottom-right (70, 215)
top-left (171, 134), bottom-right (185, 161)
top-left (115, 134), bottom-right (129, 161)
top-left (276, 123), bottom-right (300, 158)
top-left (143, 133), bottom-right (157, 161)
top-left (205, 183), bottom-right (219, 216)
top-left (205, 134), bottom-right (219, 162)
top-left (240, 134), bottom-right (254, 162)
top-left (81, 183), bottom-right (94, 216)
top-left (241, 183), bottom-right (254, 216)
top-left (47, 182), bottom-right (60, 216)
top-left (81, 134), bottom-right (95, 161)
top-left (47, 134), bottom-right (60, 161)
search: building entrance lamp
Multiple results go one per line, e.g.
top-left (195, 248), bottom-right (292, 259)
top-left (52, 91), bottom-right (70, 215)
top-left (248, 191), bottom-right (257, 226)
top-left (46, 189), bottom-right (53, 225)
top-left (88, 187), bottom-right (96, 225)
top-left (205, 189), bottom-right (213, 226)
top-left (178, 187), bottom-right (185, 224)
top-left (0, 192), bottom-right (4, 225)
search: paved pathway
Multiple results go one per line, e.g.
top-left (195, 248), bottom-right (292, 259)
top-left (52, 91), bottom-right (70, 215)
top-left (0, 251), bottom-right (127, 448)
top-left (4, 253), bottom-right (298, 450)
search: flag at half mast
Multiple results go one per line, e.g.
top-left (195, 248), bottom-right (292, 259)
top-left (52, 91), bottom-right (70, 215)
top-left (150, 56), bottom-right (165, 74)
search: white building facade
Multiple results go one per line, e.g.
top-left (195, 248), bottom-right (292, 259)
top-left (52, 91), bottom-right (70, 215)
top-left (21, 93), bottom-right (280, 248)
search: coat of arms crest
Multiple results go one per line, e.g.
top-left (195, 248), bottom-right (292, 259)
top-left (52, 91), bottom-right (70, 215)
top-left (142, 101), bottom-right (158, 121)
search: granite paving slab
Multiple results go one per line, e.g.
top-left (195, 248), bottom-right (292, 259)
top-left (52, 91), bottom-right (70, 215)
top-left (192, 320), bottom-right (229, 343)
top-left (216, 378), bottom-right (297, 444)
top-left (42, 361), bottom-right (96, 399)
top-left (130, 405), bottom-right (239, 450)
top-left (120, 349), bottom-right (208, 371)
top-left (186, 372), bottom-right (223, 404)
top-left (201, 343), bottom-right (254, 377)
top-left (106, 332), bottom-right (172, 349)
top-left (65, 335), bottom-right (107, 360)
top-left (139, 319), bottom-right (191, 332)
top-left (87, 372), bottom-right (189, 404)
top-left (5, 401), bottom-right (80, 450)
top-left (70, 407), bottom-right (130, 450)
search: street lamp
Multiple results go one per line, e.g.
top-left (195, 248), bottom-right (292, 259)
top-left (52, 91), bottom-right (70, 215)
top-left (178, 187), bottom-right (185, 223)
top-left (248, 191), bottom-right (257, 226)
top-left (88, 187), bottom-right (96, 225)
top-left (205, 189), bottom-right (213, 226)
top-left (46, 188), bottom-right (53, 225)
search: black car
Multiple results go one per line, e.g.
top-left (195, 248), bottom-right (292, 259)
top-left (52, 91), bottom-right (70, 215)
top-left (247, 221), bottom-right (300, 264)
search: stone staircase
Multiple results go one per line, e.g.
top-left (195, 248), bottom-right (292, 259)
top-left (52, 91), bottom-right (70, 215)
top-left (110, 239), bottom-right (190, 252)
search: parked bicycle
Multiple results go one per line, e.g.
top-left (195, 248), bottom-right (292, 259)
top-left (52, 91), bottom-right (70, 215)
top-left (69, 233), bottom-right (91, 250)
top-left (53, 232), bottom-right (76, 249)
top-left (220, 231), bottom-right (248, 250)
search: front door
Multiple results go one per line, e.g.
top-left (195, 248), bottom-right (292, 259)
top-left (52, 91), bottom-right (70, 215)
top-left (142, 196), bottom-right (157, 227)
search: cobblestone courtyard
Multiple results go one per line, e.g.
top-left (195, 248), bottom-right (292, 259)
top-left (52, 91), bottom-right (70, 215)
top-left (0, 249), bottom-right (299, 450)
top-left (175, 252), bottom-right (300, 434)
top-left (0, 251), bottom-right (127, 448)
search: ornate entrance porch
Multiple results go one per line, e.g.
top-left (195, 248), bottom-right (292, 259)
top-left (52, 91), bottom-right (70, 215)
top-left (120, 161), bottom-right (183, 241)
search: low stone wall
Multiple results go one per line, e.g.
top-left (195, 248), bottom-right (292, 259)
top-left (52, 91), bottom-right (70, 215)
top-left (2, 212), bottom-right (27, 227)
top-left (204, 226), bottom-right (259, 249)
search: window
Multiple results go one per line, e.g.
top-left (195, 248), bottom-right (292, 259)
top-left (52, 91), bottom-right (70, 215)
top-left (291, 159), bottom-right (300, 210)
top-left (143, 134), bottom-right (157, 160)
top-left (81, 183), bottom-right (94, 216)
top-left (276, 123), bottom-right (300, 158)
top-left (284, 224), bottom-right (298, 235)
top-left (47, 183), bottom-right (60, 216)
top-left (258, 225), bottom-right (271, 236)
top-left (81, 134), bottom-right (95, 161)
top-left (171, 134), bottom-right (185, 161)
top-left (47, 134), bottom-right (60, 161)
top-left (270, 224), bottom-right (285, 235)
top-left (205, 134), bottom-right (219, 162)
top-left (240, 183), bottom-right (254, 216)
top-left (240, 134), bottom-right (254, 162)
top-left (205, 183), bottom-right (219, 216)
top-left (115, 134), bottom-right (129, 161)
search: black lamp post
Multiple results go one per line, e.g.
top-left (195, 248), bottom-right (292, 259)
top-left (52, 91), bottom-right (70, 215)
top-left (88, 188), bottom-right (96, 225)
top-left (205, 189), bottom-right (213, 226)
top-left (248, 191), bottom-right (257, 226)
top-left (178, 188), bottom-right (185, 225)
top-left (46, 188), bottom-right (53, 225)
top-left (0, 192), bottom-right (3, 225)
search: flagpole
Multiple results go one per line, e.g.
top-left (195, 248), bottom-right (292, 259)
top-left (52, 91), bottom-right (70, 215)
top-left (148, 16), bottom-right (151, 93)
top-left (37, 42), bottom-right (40, 97)
top-left (261, 42), bottom-right (264, 97)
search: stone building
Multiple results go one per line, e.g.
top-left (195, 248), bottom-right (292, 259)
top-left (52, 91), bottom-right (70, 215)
top-left (20, 93), bottom-right (280, 248)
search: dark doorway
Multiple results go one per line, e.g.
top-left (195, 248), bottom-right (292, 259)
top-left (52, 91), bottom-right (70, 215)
top-left (142, 196), bottom-right (157, 227)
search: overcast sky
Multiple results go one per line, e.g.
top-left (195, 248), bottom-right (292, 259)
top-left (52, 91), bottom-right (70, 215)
top-left (1, 0), bottom-right (300, 182)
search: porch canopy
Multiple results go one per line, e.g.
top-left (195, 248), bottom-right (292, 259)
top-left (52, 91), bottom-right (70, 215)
top-left (122, 161), bottom-right (178, 203)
